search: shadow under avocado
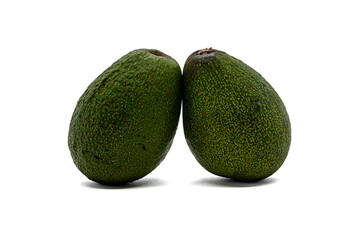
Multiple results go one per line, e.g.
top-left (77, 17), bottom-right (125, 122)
top-left (81, 177), bottom-right (167, 189)
top-left (191, 176), bottom-right (278, 188)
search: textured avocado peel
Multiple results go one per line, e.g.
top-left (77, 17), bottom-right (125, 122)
top-left (183, 48), bottom-right (291, 182)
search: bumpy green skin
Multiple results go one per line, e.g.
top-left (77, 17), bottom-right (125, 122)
top-left (68, 49), bottom-right (182, 185)
top-left (183, 49), bottom-right (291, 182)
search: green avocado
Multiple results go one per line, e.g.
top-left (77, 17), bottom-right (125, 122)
top-left (183, 48), bottom-right (291, 182)
top-left (68, 49), bottom-right (182, 185)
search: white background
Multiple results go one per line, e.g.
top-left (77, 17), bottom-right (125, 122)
top-left (1, 0), bottom-right (359, 239)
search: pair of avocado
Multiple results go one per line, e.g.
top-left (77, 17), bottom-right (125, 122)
top-left (68, 48), bottom-right (291, 185)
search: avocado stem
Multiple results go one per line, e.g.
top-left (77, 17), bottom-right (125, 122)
top-left (148, 50), bottom-right (171, 59)
top-left (196, 48), bottom-right (215, 55)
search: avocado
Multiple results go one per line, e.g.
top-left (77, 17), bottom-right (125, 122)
top-left (183, 48), bottom-right (291, 182)
top-left (68, 49), bottom-right (182, 185)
